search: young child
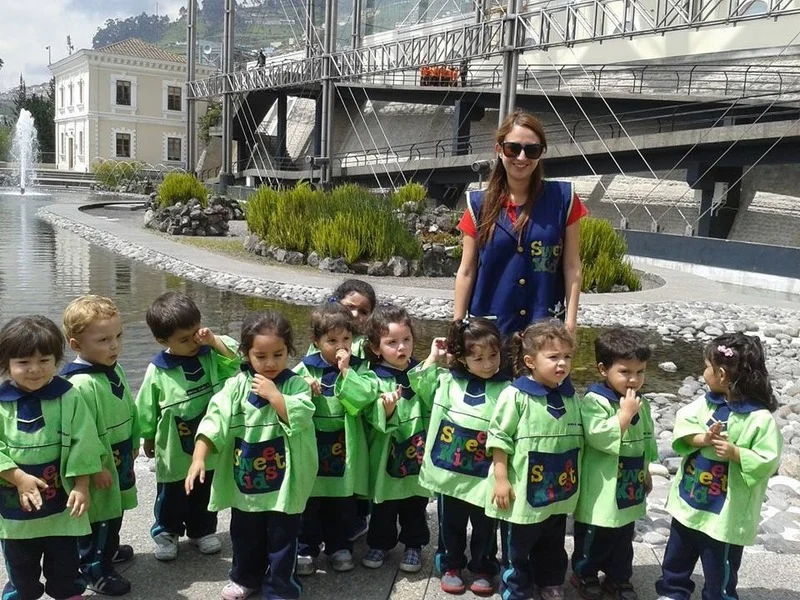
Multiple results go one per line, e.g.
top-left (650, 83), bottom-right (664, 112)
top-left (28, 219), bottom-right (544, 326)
top-left (292, 302), bottom-right (378, 574)
top-left (571, 328), bottom-right (658, 600)
top-left (487, 319), bottom-right (583, 600)
top-left (0, 315), bottom-right (103, 600)
top-left (361, 306), bottom-right (431, 573)
top-left (61, 296), bottom-right (139, 596)
top-left (410, 317), bottom-right (509, 596)
top-left (186, 311), bottom-right (317, 600)
top-left (135, 291), bottom-right (240, 562)
top-left (656, 332), bottom-right (782, 600)
top-left (308, 279), bottom-right (377, 360)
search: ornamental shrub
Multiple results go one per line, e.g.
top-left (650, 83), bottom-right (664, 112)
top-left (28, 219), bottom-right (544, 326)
top-left (157, 172), bottom-right (208, 208)
top-left (391, 182), bottom-right (428, 213)
top-left (580, 217), bottom-right (641, 293)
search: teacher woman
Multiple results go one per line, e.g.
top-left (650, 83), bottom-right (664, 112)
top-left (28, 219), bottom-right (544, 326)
top-left (454, 110), bottom-right (587, 336)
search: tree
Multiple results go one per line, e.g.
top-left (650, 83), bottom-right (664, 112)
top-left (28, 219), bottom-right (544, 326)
top-left (13, 75), bottom-right (26, 119)
top-left (10, 77), bottom-right (55, 159)
top-left (92, 12), bottom-right (172, 48)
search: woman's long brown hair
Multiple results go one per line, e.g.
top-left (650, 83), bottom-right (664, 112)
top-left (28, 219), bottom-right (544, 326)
top-left (477, 110), bottom-right (547, 247)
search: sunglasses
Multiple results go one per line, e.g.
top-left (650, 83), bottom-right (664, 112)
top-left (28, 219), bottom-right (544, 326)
top-left (500, 142), bottom-right (545, 160)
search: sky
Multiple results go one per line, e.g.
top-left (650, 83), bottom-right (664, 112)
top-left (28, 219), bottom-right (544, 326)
top-left (0, 0), bottom-right (184, 92)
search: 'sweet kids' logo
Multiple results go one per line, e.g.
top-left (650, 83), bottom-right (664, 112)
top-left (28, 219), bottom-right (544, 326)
top-left (679, 452), bottom-right (728, 514)
top-left (530, 241), bottom-right (562, 273)
top-left (233, 437), bottom-right (287, 494)
top-left (616, 454), bottom-right (645, 510)
top-left (527, 448), bottom-right (579, 507)
top-left (175, 413), bottom-right (205, 456)
top-left (112, 438), bottom-right (136, 491)
top-left (0, 460), bottom-right (68, 520)
top-left (431, 420), bottom-right (490, 478)
top-left (386, 431), bottom-right (425, 478)
top-left (316, 429), bottom-right (347, 477)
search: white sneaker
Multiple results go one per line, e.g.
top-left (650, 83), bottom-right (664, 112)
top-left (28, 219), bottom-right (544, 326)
top-left (191, 533), bottom-right (222, 555)
top-left (330, 549), bottom-right (355, 572)
top-left (153, 532), bottom-right (178, 561)
top-left (296, 555), bottom-right (315, 576)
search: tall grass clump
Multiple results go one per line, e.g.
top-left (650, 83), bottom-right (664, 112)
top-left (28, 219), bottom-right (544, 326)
top-left (157, 172), bottom-right (208, 208)
top-left (245, 182), bottom-right (422, 262)
top-left (391, 182), bottom-right (428, 213)
top-left (580, 217), bottom-right (641, 293)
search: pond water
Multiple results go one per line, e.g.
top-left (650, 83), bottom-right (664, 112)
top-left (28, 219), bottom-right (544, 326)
top-left (0, 189), bottom-right (702, 393)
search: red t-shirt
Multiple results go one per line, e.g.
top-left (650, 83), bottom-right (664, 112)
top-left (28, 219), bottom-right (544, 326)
top-left (458, 193), bottom-right (588, 238)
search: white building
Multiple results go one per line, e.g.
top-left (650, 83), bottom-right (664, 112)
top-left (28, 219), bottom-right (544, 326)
top-left (50, 38), bottom-right (213, 172)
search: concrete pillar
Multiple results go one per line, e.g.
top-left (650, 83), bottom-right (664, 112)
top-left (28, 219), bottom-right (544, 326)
top-left (306, 0), bottom-right (317, 58)
top-left (352, 0), bottom-right (362, 49)
top-left (687, 164), bottom-right (742, 239)
top-left (313, 94), bottom-right (323, 158)
top-left (276, 95), bottom-right (288, 166)
top-left (452, 100), bottom-right (485, 155)
top-left (220, 0), bottom-right (235, 190)
top-left (319, 0), bottom-right (337, 183)
top-left (364, 0), bottom-right (375, 36)
top-left (498, 0), bottom-right (521, 124)
top-left (186, 0), bottom-right (197, 175)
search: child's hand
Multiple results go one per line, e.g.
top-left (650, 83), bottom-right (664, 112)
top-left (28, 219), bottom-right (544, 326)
top-left (711, 437), bottom-right (740, 462)
top-left (304, 377), bottom-right (322, 396)
top-left (14, 472), bottom-right (47, 512)
top-left (644, 470), bottom-right (653, 495)
top-left (381, 386), bottom-right (402, 418)
top-left (252, 374), bottom-right (278, 400)
top-left (429, 337), bottom-right (447, 361)
top-left (194, 327), bottom-right (216, 346)
top-left (185, 459), bottom-right (206, 495)
top-left (143, 439), bottom-right (156, 458)
top-left (335, 348), bottom-right (351, 372)
top-left (701, 421), bottom-right (724, 446)
top-left (92, 469), bottom-right (114, 490)
top-left (492, 478), bottom-right (515, 510)
top-left (67, 478), bottom-right (90, 518)
top-left (620, 388), bottom-right (642, 417)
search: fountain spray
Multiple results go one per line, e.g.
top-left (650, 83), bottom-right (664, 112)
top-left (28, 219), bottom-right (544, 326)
top-left (11, 109), bottom-right (39, 194)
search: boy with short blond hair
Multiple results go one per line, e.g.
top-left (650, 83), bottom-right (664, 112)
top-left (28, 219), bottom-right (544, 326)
top-left (62, 294), bottom-right (138, 596)
top-left (136, 291), bottom-right (241, 562)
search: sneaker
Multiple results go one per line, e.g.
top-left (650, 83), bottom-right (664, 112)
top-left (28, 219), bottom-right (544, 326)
top-left (469, 573), bottom-right (494, 596)
top-left (153, 532), bottom-right (178, 561)
top-left (540, 585), bottom-right (565, 600)
top-left (348, 516), bottom-right (369, 541)
top-left (111, 544), bottom-right (134, 564)
top-left (330, 549), bottom-right (355, 572)
top-left (191, 533), bottom-right (222, 555)
top-left (570, 573), bottom-right (604, 600)
top-left (440, 569), bottom-right (466, 594)
top-left (221, 581), bottom-right (258, 600)
top-left (603, 579), bottom-right (639, 600)
top-left (86, 571), bottom-right (131, 596)
top-left (362, 548), bottom-right (387, 569)
top-left (399, 547), bottom-right (422, 573)
top-left (295, 555), bottom-right (315, 576)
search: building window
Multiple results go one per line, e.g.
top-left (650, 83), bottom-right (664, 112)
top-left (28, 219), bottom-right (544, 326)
top-left (59, 86), bottom-right (64, 108)
top-left (116, 133), bottom-right (131, 158)
top-left (167, 137), bottom-right (182, 161)
top-left (78, 80), bottom-right (84, 104)
top-left (116, 80), bottom-right (132, 106)
top-left (68, 84), bottom-right (73, 106)
top-left (167, 86), bottom-right (182, 111)
top-left (78, 131), bottom-right (84, 156)
top-left (60, 132), bottom-right (65, 156)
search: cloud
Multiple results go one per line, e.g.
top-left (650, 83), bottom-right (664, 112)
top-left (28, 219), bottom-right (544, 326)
top-left (0, 1), bottom-right (184, 91)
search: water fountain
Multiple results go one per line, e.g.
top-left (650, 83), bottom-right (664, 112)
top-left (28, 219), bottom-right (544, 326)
top-left (10, 109), bottom-right (39, 194)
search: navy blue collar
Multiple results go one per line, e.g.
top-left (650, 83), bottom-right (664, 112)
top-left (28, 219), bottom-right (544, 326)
top-left (449, 367), bottom-right (511, 384)
top-left (240, 363), bottom-right (296, 386)
top-left (705, 391), bottom-right (764, 414)
top-left (372, 359), bottom-right (419, 380)
top-left (512, 375), bottom-right (575, 397)
top-left (302, 352), bottom-right (363, 371)
top-left (152, 345), bottom-right (211, 369)
top-left (61, 361), bottom-right (118, 377)
top-left (0, 376), bottom-right (72, 402)
top-left (587, 382), bottom-right (622, 403)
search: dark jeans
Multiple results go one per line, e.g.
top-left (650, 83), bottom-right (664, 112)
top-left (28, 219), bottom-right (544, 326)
top-left (151, 472), bottom-right (217, 539)
top-left (298, 496), bottom-right (357, 557)
top-left (366, 496), bottom-right (430, 551)
top-left (79, 516), bottom-right (123, 581)
top-left (572, 520), bottom-right (635, 583)
top-left (1, 536), bottom-right (85, 600)
top-left (435, 494), bottom-right (498, 574)
top-left (499, 515), bottom-right (568, 600)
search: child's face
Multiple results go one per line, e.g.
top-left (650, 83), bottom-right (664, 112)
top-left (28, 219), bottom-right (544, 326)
top-left (463, 341), bottom-right (501, 379)
top-left (159, 324), bottom-right (202, 357)
top-left (525, 339), bottom-right (572, 388)
top-left (70, 315), bottom-right (123, 367)
top-left (247, 333), bottom-right (289, 379)
top-left (315, 327), bottom-right (353, 365)
top-left (703, 359), bottom-right (728, 394)
top-left (599, 358), bottom-right (647, 397)
top-left (9, 352), bottom-right (57, 392)
top-left (374, 322), bottom-right (413, 370)
top-left (340, 292), bottom-right (372, 329)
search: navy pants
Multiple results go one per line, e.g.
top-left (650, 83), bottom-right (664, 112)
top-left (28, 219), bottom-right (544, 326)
top-left (78, 516), bottom-right (123, 582)
top-left (1, 536), bottom-right (85, 600)
top-left (230, 509), bottom-right (302, 600)
top-left (435, 494), bottom-right (498, 574)
top-left (298, 496), bottom-right (356, 557)
top-left (367, 496), bottom-right (430, 551)
top-left (499, 515), bottom-right (568, 600)
top-left (572, 521), bottom-right (635, 584)
top-left (656, 518), bottom-right (744, 600)
top-left (151, 472), bottom-right (217, 539)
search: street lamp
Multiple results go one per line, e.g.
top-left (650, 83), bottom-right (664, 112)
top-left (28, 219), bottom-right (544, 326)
top-left (46, 46), bottom-right (51, 65)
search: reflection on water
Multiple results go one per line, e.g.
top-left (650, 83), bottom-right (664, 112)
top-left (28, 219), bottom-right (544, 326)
top-left (0, 192), bottom-right (702, 393)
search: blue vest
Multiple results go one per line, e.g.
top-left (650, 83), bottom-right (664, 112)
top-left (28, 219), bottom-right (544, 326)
top-left (467, 180), bottom-right (574, 336)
